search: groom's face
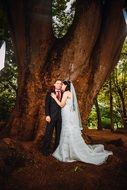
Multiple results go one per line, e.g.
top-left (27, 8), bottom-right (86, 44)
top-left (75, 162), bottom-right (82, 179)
top-left (54, 80), bottom-right (62, 90)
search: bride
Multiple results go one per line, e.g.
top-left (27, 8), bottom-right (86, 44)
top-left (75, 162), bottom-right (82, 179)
top-left (51, 80), bottom-right (113, 165)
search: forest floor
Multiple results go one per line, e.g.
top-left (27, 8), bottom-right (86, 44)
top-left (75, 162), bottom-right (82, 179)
top-left (0, 129), bottom-right (127, 190)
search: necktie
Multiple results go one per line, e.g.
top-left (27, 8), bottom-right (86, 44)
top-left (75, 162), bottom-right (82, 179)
top-left (56, 91), bottom-right (61, 101)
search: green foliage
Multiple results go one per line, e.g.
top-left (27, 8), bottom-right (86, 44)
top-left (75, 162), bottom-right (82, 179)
top-left (52, 0), bottom-right (75, 38)
top-left (88, 38), bottom-right (127, 130)
top-left (87, 106), bottom-right (97, 129)
top-left (0, 5), bottom-right (8, 41)
top-left (101, 117), bottom-right (111, 129)
top-left (0, 95), bottom-right (15, 120)
top-left (0, 36), bottom-right (17, 121)
top-left (0, 3), bottom-right (17, 121)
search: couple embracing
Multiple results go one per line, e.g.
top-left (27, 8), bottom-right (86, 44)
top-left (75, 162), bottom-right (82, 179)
top-left (41, 80), bottom-right (113, 165)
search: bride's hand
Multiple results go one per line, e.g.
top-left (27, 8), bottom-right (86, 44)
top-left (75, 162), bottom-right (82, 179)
top-left (51, 93), bottom-right (56, 99)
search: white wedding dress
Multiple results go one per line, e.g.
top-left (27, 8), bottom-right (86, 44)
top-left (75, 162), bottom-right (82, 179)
top-left (52, 84), bottom-right (113, 165)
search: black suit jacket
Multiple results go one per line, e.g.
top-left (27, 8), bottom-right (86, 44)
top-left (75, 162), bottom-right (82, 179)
top-left (45, 90), bottom-right (62, 120)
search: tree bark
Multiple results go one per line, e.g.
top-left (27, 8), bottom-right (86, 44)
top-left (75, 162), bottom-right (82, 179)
top-left (75, 0), bottom-right (127, 129)
top-left (3, 0), bottom-right (127, 140)
top-left (5, 0), bottom-right (55, 140)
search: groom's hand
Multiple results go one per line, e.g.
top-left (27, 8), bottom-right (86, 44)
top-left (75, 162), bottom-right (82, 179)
top-left (46, 116), bottom-right (51, 123)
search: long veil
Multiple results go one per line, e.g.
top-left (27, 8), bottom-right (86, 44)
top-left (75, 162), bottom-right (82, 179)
top-left (70, 82), bottom-right (83, 131)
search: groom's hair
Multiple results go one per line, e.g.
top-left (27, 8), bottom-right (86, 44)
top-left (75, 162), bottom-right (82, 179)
top-left (54, 79), bottom-right (62, 84)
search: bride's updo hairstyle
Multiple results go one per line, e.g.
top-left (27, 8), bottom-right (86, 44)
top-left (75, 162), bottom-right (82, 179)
top-left (63, 80), bottom-right (71, 91)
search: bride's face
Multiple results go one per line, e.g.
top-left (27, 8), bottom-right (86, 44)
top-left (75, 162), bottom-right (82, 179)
top-left (62, 83), bottom-right (67, 91)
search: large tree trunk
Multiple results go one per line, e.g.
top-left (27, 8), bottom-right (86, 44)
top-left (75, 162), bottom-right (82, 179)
top-left (4, 0), bottom-right (127, 140)
top-left (74, 0), bottom-right (127, 129)
top-left (5, 0), bottom-right (55, 140)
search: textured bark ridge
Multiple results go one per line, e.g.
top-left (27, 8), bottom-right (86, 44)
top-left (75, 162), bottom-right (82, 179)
top-left (4, 0), bottom-right (127, 140)
top-left (5, 0), bottom-right (55, 140)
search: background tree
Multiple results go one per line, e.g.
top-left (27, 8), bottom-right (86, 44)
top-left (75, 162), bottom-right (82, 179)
top-left (88, 39), bottom-right (127, 130)
top-left (95, 97), bottom-right (103, 130)
top-left (109, 76), bottom-right (114, 131)
top-left (112, 41), bottom-right (127, 129)
top-left (0, 5), bottom-right (17, 122)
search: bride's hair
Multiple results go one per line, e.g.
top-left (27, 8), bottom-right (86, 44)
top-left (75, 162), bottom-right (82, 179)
top-left (63, 80), bottom-right (71, 91)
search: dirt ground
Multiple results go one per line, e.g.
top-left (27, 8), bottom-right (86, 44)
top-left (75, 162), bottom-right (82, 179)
top-left (0, 129), bottom-right (127, 190)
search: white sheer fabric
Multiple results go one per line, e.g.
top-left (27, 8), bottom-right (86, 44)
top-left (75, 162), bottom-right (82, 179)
top-left (70, 82), bottom-right (83, 130)
top-left (0, 41), bottom-right (6, 71)
top-left (52, 83), bottom-right (113, 165)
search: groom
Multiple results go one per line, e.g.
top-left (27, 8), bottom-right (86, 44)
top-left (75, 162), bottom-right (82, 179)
top-left (41, 79), bottom-right (62, 156)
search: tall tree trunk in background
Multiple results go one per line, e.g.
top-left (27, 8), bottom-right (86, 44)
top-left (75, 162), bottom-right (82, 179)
top-left (109, 77), bottom-right (114, 132)
top-left (3, 0), bottom-right (127, 141)
top-left (117, 87), bottom-right (127, 128)
top-left (95, 97), bottom-right (103, 130)
top-left (113, 66), bottom-right (127, 129)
